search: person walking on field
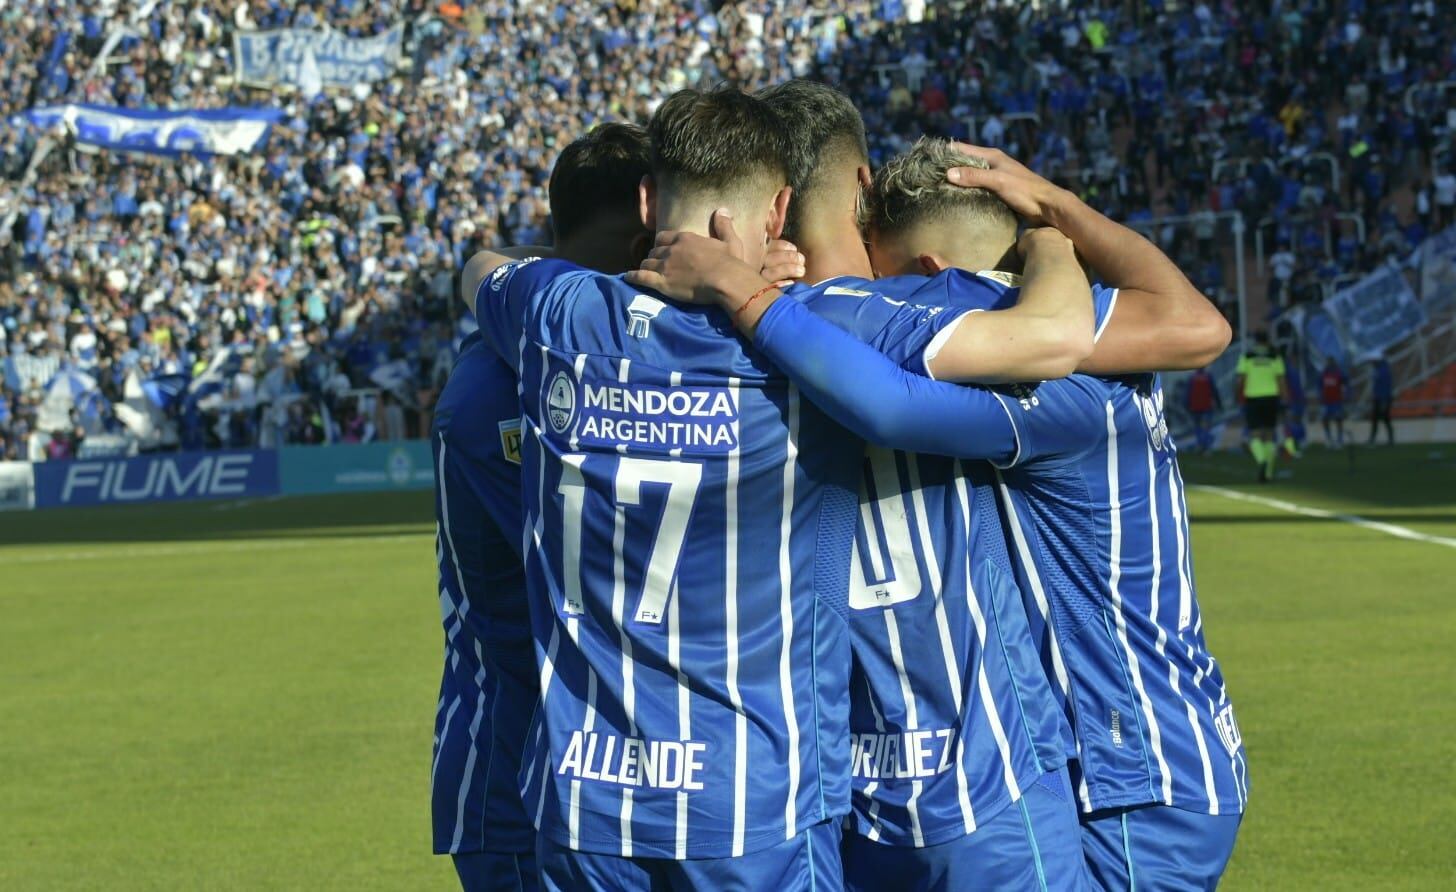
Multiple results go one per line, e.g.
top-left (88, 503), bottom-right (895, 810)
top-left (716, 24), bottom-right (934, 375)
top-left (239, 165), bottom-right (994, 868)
top-left (1235, 332), bottom-right (1287, 482)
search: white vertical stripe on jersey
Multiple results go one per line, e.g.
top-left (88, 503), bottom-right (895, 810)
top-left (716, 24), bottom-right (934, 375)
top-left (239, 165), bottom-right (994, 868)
top-left (724, 378), bottom-right (748, 857)
top-left (433, 695), bottom-right (461, 791)
top-left (1105, 402), bottom-right (1171, 803)
top-left (667, 577), bottom-right (690, 859)
top-left (905, 457), bottom-right (976, 834)
top-left (667, 369), bottom-right (690, 857)
top-left (860, 674), bottom-right (888, 842)
top-left (883, 610), bottom-right (926, 846)
top-left (1143, 441), bottom-right (1176, 805)
top-left (669, 371), bottom-right (683, 459)
top-left (951, 471), bottom-right (1021, 800)
top-left (613, 358), bottom-right (637, 856)
top-left (1163, 449), bottom-right (1219, 811)
top-left (531, 344), bottom-right (548, 550)
top-left (777, 387), bottom-right (803, 838)
top-left (1167, 441), bottom-right (1194, 631)
top-left (531, 623), bottom-right (561, 828)
top-left (437, 436), bottom-right (495, 848)
top-left (993, 472), bottom-right (1092, 812)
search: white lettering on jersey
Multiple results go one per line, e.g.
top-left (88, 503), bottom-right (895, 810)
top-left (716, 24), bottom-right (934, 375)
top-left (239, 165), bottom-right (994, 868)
top-left (1213, 704), bottom-right (1242, 756)
top-left (626, 294), bottom-right (666, 338)
top-left (557, 730), bottom-right (707, 791)
top-left (849, 729), bottom-right (957, 780)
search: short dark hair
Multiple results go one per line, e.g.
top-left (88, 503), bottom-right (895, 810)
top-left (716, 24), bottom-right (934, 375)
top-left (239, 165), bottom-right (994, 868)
top-left (646, 86), bottom-right (788, 203)
top-left (548, 122), bottom-right (651, 244)
top-left (862, 137), bottom-right (1017, 239)
top-left (757, 79), bottom-right (869, 237)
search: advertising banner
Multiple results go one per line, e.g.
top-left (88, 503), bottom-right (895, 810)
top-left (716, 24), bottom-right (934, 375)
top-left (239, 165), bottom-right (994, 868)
top-left (1418, 225), bottom-right (1456, 311)
top-left (32, 449), bottom-right (279, 509)
top-left (279, 442), bottom-right (434, 496)
top-left (24, 104), bottom-right (282, 157)
top-left (235, 26), bottom-right (403, 89)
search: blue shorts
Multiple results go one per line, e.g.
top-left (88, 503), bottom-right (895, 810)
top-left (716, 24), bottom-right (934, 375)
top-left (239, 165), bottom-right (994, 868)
top-left (452, 851), bottom-right (538, 892)
top-left (1079, 804), bottom-right (1242, 891)
top-left (842, 768), bottom-right (1089, 892)
top-left (1322, 403), bottom-right (1345, 420)
top-left (536, 819), bottom-right (841, 892)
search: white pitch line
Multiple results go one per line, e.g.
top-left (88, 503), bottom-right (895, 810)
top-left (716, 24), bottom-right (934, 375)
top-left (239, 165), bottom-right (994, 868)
top-left (0, 532), bottom-right (431, 565)
top-left (1191, 485), bottom-right (1456, 551)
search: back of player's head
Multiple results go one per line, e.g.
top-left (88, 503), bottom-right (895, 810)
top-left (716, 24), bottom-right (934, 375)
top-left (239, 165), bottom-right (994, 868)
top-left (862, 138), bottom-right (1017, 245)
top-left (756, 79), bottom-right (868, 236)
top-left (549, 122), bottom-right (650, 244)
top-left (646, 86), bottom-right (788, 207)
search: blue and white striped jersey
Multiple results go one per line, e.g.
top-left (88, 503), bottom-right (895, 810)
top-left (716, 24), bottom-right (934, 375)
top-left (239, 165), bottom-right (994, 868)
top-left (994, 371), bottom-right (1250, 817)
top-left (473, 257), bottom-right (996, 859)
top-left (782, 271), bottom-right (1121, 847)
top-left (430, 332), bottom-right (536, 856)
top-left (913, 272), bottom-right (1251, 816)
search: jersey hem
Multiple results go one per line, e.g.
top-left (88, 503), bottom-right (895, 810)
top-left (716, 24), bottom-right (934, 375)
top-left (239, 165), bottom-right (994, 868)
top-left (1077, 790), bottom-right (1247, 817)
top-left (533, 807), bottom-right (834, 860)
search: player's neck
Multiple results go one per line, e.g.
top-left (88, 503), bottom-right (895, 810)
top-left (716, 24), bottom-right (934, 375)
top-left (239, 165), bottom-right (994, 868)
top-left (796, 226), bottom-right (873, 283)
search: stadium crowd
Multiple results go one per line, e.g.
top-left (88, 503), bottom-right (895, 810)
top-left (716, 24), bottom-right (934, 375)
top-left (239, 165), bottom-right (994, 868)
top-left (2, 0), bottom-right (1454, 462)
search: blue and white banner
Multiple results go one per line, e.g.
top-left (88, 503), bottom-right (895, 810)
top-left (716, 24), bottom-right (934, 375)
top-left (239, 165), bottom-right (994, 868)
top-left (234, 26), bottom-right (403, 89)
top-left (33, 449), bottom-right (279, 509)
top-left (25, 105), bottom-right (282, 157)
top-left (1418, 225), bottom-right (1456, 311)
top-left (1322, 265), bottom-right (1427, 357)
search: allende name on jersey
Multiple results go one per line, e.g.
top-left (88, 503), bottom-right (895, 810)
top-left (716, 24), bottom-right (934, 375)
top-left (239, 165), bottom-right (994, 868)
top-left (556, 729), bottom-right (709, 791)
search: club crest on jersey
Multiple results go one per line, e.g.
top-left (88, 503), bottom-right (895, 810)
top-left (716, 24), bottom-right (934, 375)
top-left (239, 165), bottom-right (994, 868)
top-left (546, 371), bottom-right (576, 434)
top-left (626, 294), bottom-right (666, 338)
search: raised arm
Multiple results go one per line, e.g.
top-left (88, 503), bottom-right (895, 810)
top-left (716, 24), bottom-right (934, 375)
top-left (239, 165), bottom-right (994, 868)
top-left (946, 146), bottom-right (1231, 374)
top-left (923, 227), bottom-right (1093, 384)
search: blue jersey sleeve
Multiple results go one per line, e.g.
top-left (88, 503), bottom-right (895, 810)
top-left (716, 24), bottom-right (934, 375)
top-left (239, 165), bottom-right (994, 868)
top-left (472, 257), bottom-right (579, 367)
top-left (991, 375), bottom-right (1112, 466)
top-left (790, 284), bottom-right (965, 373)
top-left (1092, 283), bottom-right (1119, 343)
top-left (754, 297), bottom-right (1027, 463)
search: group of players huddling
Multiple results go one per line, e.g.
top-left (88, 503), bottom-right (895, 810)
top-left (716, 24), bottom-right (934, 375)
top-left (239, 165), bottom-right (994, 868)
top-left (430, 80), bottom-right (1247, 891)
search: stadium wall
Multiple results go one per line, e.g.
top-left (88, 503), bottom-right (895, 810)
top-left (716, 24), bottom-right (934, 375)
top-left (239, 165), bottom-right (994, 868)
top-left (10, 442), bottom-right (435, 511)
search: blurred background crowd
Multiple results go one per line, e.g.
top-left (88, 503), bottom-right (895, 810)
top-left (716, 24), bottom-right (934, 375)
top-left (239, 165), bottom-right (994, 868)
top-left (2, 0), bottom-right (1453, 461)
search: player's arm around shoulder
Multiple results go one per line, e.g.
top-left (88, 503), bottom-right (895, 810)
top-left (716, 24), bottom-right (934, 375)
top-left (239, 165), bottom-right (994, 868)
top-left (460, 245), bottom-right (554, 318)
top-left (924, 227), bottom-right (1094, 385)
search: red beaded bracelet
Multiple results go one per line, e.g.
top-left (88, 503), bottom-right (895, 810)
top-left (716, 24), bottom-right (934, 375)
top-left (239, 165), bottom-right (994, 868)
top-left (733, 283), bottom-right (778, 324)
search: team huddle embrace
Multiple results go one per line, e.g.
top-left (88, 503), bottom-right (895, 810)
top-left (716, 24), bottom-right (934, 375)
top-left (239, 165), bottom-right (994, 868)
top-left (432, 80), bottom-right (1246, 892)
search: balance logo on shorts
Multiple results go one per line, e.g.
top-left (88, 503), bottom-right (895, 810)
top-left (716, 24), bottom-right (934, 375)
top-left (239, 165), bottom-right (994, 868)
top-left (546, 371), bottom-right (576, 434)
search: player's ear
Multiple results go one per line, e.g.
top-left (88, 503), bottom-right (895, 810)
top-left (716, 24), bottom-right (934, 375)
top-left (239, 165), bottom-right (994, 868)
top-left (627, 228), bottom-right (653, 269)
top-left (857, 164), bottom-right (872, 190)
top-left (767, 185), bottom-right (792, 241)
top-left (639, 175), bottom-right (656, 231)
top-left (917, 253), bottom-right (947, 275)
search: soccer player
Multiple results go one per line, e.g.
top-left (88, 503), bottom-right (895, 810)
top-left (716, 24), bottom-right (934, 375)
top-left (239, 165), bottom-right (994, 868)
top-left (1283, 351), bottom-right (1307, 455)
top-left (638, 83), bottom-right (1230, 889)
top-left (432, 122), bottom-right (652, 892)
top-left (1235, 333), bottom-right (1287, 479)
top-left (1318, 356), bottom-right (1348, 447)
top-left (463, 87), bottom-right (1089, 891)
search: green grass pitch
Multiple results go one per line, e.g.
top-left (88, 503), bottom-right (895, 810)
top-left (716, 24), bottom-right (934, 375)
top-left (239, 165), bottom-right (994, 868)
top-left (2, 445), bottom-right (1454, 889)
